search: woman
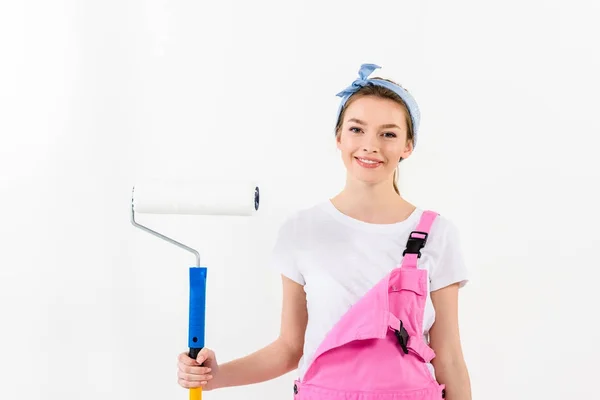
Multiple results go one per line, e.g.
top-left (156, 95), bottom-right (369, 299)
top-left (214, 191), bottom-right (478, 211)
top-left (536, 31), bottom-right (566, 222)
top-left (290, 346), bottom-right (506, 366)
top-left (177, 63), bottom-right (472, 399)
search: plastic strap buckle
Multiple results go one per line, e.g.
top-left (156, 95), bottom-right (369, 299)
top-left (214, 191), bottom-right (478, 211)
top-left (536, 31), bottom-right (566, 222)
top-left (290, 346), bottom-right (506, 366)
top-left (402, 231), bottom-right (429, 258)
top-left (394, 320), bottom-right (410, 354)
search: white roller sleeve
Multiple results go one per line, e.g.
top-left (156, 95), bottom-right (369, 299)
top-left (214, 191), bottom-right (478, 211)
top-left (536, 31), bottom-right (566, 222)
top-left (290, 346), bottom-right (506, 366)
top-left (132, 179), bottom-right (259, 216)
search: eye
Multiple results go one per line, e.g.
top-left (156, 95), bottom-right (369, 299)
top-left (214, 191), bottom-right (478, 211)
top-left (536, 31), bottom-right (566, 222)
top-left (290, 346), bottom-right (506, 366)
top-left (349, 127), bottom-right (362, 133)
top-left (383, 132), bottom-right (397, 138)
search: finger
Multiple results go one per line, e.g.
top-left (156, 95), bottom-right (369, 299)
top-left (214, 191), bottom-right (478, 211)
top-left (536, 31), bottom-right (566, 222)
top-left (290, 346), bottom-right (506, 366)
top-left (195, 348), bottom-right (210, 364)
top-left (178, 370), bottom-right (213, 382)
top-left (178, 352), bottom-right (198, 366)
top-left (178, 378), bottom-right (205, 389)
top-left (178, 364), bottom-right (212, 375)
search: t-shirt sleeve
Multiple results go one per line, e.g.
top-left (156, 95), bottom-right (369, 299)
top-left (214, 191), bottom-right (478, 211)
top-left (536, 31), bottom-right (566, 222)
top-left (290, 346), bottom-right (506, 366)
top-left (268, 216), bottom-right (305, 285)
top-left (429, 216), bottom-right (469, 292)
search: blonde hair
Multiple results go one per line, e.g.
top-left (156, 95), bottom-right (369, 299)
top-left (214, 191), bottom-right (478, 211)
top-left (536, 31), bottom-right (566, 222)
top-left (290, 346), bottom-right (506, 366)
top-left (334, 78), bottom-right (415, 195)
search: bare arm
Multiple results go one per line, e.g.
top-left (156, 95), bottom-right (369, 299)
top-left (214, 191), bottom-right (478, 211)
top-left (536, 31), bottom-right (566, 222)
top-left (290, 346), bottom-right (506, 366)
top-left (429, 283), bottom-right (472, 400)
top-left (214, 275), bottom-right (308, 388)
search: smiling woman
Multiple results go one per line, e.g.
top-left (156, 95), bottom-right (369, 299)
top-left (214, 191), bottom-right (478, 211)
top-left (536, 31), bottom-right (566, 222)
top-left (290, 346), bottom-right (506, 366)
top-left (334, 80), bottom-right (416, 195)
top-left (176, 63), bottom-right (471, 400)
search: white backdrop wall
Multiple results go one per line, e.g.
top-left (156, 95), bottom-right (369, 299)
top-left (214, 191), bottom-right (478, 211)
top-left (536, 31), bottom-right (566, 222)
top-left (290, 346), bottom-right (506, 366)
top-left (1, 1), bottom-right (599, 399)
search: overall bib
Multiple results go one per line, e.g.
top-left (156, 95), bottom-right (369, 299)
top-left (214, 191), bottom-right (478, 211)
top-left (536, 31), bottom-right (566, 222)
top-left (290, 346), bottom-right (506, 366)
top-left (293, 211), bottom-right (445, 400)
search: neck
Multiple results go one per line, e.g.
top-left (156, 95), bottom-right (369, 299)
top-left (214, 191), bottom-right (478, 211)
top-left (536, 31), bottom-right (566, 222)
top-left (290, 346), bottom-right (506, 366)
top-left (330, 177), bottom-right (415, 224)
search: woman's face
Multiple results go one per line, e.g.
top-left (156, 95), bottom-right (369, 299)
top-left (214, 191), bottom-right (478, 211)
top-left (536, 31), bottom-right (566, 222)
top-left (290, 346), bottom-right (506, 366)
top-left (336, 95), bottom-right (413, 186)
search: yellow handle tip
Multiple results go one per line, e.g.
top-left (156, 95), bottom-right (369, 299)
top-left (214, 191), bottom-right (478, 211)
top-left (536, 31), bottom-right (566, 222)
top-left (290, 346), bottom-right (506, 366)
top-left (190, 387), bottom-right (202, 400)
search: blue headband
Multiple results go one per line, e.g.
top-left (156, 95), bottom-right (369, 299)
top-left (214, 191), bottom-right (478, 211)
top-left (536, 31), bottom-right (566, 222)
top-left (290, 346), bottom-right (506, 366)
top-left (335, 63), bottom-right (420, 147)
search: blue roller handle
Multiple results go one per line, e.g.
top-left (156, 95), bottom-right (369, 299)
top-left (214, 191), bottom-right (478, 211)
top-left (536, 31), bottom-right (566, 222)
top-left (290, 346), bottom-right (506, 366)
top-left (188, 267), bottom-right (207, 361)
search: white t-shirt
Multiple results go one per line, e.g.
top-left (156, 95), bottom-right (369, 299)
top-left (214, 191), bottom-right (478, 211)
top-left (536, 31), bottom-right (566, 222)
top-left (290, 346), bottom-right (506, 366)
top-left (269, 200), bottom-right (469, 380)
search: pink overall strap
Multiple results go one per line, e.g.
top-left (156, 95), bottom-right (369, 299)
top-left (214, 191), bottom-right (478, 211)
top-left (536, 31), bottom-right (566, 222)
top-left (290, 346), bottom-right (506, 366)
top-left (401, 210), bottom-right (438, 269)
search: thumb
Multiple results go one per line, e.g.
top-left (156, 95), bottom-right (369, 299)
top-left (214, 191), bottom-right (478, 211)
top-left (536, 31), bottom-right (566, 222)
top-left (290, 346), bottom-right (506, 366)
top-left (195, 347), bottom-right (214, 365)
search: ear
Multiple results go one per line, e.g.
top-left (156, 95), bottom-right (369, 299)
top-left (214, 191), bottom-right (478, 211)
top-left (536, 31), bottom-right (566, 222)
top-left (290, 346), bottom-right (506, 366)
top-left (400, 139), bottom-right (414, 160)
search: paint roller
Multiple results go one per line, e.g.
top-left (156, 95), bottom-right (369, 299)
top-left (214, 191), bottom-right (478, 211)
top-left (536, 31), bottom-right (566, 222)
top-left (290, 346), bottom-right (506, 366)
top-left (130, 179), bottom-right (260, 400)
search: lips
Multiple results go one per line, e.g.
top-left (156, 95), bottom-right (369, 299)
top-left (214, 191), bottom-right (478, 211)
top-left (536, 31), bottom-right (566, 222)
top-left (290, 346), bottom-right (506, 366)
top-left (355, 157), bottom-right (383, 168)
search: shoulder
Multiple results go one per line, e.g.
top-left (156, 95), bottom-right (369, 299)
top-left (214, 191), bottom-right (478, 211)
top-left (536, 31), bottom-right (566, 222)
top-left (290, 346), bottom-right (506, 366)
top-left (428, 212), bottom-right (462, 245)
top-left (269, 202), bottom-right (327, 285)
top-left (410, 210), bottom-right (462, 251)
top-left (273, 201), bottom-right (327, 240)
top-left (420, 210), bottom-right (469, 291)
top-left (277, 201), bottom-right (330, 230)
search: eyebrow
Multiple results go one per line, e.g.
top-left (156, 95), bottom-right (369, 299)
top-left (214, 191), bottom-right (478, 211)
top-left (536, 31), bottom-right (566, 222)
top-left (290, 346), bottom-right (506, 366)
top-left (347, 118), bottom-right (402, 130)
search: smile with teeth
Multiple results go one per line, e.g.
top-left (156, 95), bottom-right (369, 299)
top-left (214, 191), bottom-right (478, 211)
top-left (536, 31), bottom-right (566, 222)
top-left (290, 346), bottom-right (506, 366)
top-left (355, 157), bottom-right (383, 168)
top-left (358, 158), bottom-right (378, 164)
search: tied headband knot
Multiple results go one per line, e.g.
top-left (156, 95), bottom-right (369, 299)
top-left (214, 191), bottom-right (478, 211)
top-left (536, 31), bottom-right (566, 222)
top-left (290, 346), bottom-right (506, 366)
top-left (334, 63), bottom-right (421, 148)
top-left (335, 63), bottom-right (381, 98)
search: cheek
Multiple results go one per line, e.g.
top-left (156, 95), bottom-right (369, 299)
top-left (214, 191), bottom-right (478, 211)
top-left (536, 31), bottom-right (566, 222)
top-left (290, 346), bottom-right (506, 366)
top-left (341, 147), bottom-right (354, 161)
top-left (385, 145), bottom-right (405, 161)
top-left (337, 139), bottom-right (355, 155)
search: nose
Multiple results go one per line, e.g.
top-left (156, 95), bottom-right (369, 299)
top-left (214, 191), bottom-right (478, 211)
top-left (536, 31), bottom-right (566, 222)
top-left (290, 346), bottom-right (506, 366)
top-left (362, 134), bottom-right (380, 153)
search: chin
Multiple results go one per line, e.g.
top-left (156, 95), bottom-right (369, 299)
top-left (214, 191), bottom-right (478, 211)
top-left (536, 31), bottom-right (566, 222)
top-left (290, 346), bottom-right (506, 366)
top-left (351, 170), bottom-right (387, 184)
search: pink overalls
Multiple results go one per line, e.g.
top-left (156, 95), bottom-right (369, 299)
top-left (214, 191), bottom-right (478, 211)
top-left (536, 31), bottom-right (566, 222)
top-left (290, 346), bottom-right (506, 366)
top-left (293, 211), bottom-right (446, 399)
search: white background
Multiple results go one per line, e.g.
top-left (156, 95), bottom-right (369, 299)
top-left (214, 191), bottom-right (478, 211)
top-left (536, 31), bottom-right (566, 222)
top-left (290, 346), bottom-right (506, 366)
top-left (1, 1), bottom-right (599, 399)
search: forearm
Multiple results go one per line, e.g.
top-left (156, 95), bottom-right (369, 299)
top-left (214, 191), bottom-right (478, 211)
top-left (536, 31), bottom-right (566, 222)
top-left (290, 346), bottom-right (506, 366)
top-left (433, 358), bottom-right (471, 400)
top-left (215, 338), bottom-right (301, 388)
